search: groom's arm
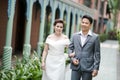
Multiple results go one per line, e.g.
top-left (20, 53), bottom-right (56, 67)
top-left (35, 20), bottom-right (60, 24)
top-left (68, 35), bottom-right (74, 56)
top-left (68, 35), bottom-right (75, 60)
top-left (93, 35), bottom-right (101, 70)
top-left (92, 35), bottom-right (101, 77)
top-left (68, 34), bottom-right (80, 66)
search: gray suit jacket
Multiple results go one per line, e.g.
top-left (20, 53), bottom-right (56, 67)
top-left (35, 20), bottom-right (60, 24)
top-left (68, 32), bottom-right (100, 72)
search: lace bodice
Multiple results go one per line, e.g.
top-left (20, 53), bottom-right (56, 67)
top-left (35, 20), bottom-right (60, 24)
top-left (45, 38), bottom-right (70, 55)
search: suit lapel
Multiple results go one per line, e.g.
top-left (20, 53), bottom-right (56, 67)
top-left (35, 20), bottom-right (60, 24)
top-left (76, 34), bottom-right (82, 47)
top-left (83, 35), bottom-right (92, 47)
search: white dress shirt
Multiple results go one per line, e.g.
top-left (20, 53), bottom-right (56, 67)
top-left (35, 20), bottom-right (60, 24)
top-left (79, 30), bottom-right (92, 46)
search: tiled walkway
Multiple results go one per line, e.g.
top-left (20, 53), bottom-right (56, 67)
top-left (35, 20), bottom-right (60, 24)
top-left (93, 40), bottom-right (119, 80)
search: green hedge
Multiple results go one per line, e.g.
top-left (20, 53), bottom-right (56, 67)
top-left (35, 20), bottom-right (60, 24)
top-left (116, 30), bottom-right (120, 51)
top-left (0, 51), bottom-right (42, 80)
top-left (99, 34), bottom-right (108, 42)
top-left (108, 29), bottom-right (117, 40)
top-left (0, 51), bottom-right (71, 80)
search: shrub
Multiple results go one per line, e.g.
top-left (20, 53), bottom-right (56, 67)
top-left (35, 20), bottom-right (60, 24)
top-left (99, 34), bottom-right (108, 42)
top-left (0, 48), bottom-right (71, 80)
top-left (116, 30), bottom-right (120, 51)
top-left (108, 29), bottom-right (117, 40)
top-left (117, 30), bottom-right (120, 43)
top-left (0, 51), bottom-right (42, 80)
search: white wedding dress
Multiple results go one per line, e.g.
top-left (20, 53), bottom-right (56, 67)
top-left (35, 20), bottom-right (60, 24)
top-left (42, 38), bottom-right (70, 80)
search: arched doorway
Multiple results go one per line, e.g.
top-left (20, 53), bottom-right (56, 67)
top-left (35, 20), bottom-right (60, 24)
top-left (44, 4), bottom-right (52, 41)
top-left (31, 0), bottom-right (41, 51)
top-left (69, 12), bottom-right (73, 38)
top-left (55, 7), bottom-right (60, 19)
top-left (63, 10), bottom-right (67, 33)
top-left (14, 0), bottom-right (26, 54)
top-left (75, 14), bottom-right (78, 32)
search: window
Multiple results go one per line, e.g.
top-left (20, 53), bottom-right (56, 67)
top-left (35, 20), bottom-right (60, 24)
top-left (95, 0), bottom-right (98, 9)
top-left (84, 0), bottom-right (91, 7)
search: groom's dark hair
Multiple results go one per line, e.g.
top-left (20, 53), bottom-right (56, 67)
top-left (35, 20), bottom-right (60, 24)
top-left (82, 15), bottom-right (93, 24)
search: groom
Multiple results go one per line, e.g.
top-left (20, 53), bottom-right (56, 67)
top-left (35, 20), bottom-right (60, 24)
top-left (68, 15), bottom-right (101, 80)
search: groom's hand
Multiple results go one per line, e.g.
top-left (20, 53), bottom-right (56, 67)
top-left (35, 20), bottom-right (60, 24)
top-left (72, 58), bottom-right (79, 65)
top-left (92, 70), bottom-right (98, 77)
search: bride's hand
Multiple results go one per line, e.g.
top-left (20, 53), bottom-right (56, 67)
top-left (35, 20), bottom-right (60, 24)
top-left (69, 53), bottom-right (75, 58)
top-left (41, 62), bottom-right (46, 70)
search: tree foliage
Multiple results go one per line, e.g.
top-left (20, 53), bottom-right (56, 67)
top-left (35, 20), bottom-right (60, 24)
top-left (109, 0), bottom-right (120, 28)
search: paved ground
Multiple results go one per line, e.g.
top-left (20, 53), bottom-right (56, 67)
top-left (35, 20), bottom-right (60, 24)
top-left (65, 40), bottom-right (120, 80)
top-left (93, 40), bottom-right (119, 80)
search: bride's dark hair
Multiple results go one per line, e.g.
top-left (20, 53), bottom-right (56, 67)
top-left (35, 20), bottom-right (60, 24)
top-left (53, 19), bottom-right (64, 26)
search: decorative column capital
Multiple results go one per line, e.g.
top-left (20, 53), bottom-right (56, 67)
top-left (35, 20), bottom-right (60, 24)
top-left (26, 0), bottom-right (34, 21)
top-left (7, 0), bottom-right (16, 18)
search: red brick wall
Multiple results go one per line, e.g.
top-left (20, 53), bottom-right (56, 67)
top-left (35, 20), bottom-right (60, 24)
top-left (12, 0), bottom-right (19, 54)
top-left (12, 0), bottom-right (26, 54)
top-left (0, 0), bottom-right (26, 56)
top-left (0, 0), bottom-right (8, 56)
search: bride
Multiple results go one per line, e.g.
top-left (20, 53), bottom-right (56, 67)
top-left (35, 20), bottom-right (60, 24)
top-left (41, 19), bottom-right (70, 80)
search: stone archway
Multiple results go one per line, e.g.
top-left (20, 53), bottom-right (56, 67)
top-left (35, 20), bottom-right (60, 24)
top-left (63, 10), bottom-right (67, 33)
top-left (44, 4), bottom-right (52, 41)
top-left (69, 12), bottom-right (73, 38)
top-left (75, 14), bottom-right (78, 32)
top-left (14, 0), bottom-right (26, 53)
top-left (31, 0), bottom-right (41, 51)
top-left (55, 7), bottom-right (60, 19)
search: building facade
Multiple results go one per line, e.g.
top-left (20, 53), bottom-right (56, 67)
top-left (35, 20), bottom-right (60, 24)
top-left (73, 0), bottom-right (113, 33)
top-left (0, 0), bottom-right (95, 69)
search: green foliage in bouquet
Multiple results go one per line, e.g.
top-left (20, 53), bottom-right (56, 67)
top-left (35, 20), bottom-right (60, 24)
top-left (64, 47), bottom-right (71, 66)
top-left (65, 57), bottom-right (70, 66)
